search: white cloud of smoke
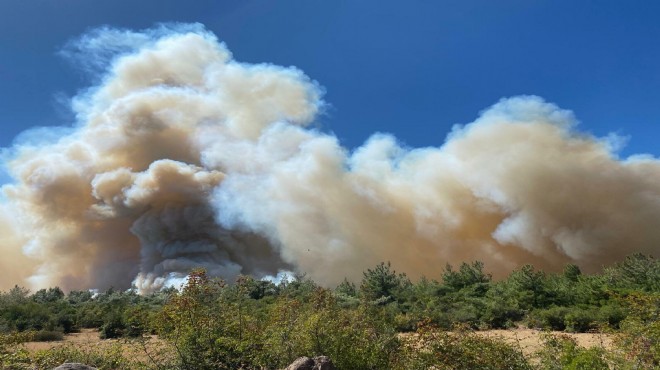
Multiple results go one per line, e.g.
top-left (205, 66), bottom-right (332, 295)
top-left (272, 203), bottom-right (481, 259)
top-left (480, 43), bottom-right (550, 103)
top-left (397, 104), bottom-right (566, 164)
top-left (1, 24), bottom-right (658, 292)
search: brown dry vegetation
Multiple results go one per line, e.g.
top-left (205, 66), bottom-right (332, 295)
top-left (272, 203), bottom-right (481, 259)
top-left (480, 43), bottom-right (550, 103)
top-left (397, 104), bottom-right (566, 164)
top-left (26, 328), bottom-right (613, 363)
top-left (475, 328), bottom-right (613, 357)
top-left (398, 328), bottom-right (614, 357)
top-left (20, 329), bottom-right (173, 365)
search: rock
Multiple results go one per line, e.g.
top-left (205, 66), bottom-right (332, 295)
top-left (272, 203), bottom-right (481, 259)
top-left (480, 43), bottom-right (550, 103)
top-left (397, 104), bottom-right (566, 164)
top-left (312, 356), bottom-right (336, 370)
top-left (51, 363), bottom-right (98, 370)
top-left (286, 357), bottom-right (315, 370)
top-left (285, 356), bottom-right (336, 370)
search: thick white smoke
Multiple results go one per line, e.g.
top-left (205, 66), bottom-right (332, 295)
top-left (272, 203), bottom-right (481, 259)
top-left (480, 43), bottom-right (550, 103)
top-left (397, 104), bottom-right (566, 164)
top-left (1, 24), bottom-right (658, 292)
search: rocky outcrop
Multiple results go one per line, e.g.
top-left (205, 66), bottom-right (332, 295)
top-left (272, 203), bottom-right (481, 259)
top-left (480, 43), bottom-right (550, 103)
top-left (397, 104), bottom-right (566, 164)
top-left (51, 363), bottom-right (98, 370)
top-left (285, 356), bottom-right (335, 370)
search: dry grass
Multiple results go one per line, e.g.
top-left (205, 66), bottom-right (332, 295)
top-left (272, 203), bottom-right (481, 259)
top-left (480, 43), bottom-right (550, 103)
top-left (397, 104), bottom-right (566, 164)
top-left (399, 328), bottom-right (614, 358)
top-left (20, 329), bottom-right (174, 365)
top-left (21, 328), bottom-right (614, 366)
top-left (476, 328), bottom-right (613, 357)
top-left (20, 329), bottom-right (101, 352)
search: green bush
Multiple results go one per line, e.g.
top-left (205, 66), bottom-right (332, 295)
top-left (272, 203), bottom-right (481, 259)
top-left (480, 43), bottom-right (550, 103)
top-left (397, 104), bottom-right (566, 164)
top-left (527, 306), bottom-right (602, 333)
top-left (565, 307), bottom-right (598, 333)
top-left (0, 331), bottom-right (35, 369)
top-left (30, 343), bottom-right (133, 370)
top-left (156, 269), bottom-right (247, 369)
top-left (596, 303), bottom-right (626, 329)
top-left (536, 333), bottom-right (608, 370)
top-left (614, 292), bottom-right (660, 368)
top-left (401, 324), bottom-right (532, 370)
top-left (480, 296), bottom-right (523, 329)
top-left (31, 330), bottom-right (64, 342)
top-left (276, 292), bottom-right (401, 369)
top-left (529, 306), bottom-right (569, 331)
top-left (100, 313), bottom-right (125, 339)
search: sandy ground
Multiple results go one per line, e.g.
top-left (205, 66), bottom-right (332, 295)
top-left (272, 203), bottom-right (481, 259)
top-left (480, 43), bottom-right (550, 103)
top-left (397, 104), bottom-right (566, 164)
top-left (22, 328), bottom-right (614, 362)
top-left (20, 329), bottom-right (173, 365)
top-left (20, 329), bottom-right (102, 351)
top-left (476, 328), bottom-right (613, 357)
top-left (397, 328), bottom-right (614, 359)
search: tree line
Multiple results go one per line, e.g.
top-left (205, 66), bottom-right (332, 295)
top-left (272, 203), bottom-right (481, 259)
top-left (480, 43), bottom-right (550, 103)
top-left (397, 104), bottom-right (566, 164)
top-left (0, 253), bottom-right (658, 369)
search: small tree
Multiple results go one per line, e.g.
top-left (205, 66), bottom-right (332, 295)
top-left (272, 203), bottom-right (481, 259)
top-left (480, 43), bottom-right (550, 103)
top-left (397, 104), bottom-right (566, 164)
top-left (335, 278), bottom-right (357, 297)
top-left (441, 261), bottom-right (491, 291)
top-left (32, 287), bottom-right (64, 303)
top-left (360, 262), bottom-right (408, 304)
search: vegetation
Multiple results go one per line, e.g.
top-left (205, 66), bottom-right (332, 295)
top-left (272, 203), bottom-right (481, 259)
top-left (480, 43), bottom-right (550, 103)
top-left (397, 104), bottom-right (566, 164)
top-left (0, 253), bottom-right (658, 369)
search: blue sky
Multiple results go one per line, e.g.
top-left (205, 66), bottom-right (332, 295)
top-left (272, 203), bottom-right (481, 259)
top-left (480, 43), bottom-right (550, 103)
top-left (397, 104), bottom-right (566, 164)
top-left (1, 0), bottom-right (659, 161)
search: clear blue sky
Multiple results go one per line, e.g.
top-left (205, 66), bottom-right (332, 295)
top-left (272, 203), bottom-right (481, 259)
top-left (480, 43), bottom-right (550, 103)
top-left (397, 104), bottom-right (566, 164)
top-left (1, 1), bottom-right (659, 159)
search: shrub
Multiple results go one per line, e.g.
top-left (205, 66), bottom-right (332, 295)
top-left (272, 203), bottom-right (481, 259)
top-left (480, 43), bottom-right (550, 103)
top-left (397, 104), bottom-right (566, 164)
top-left (30, 343), bottom-right (133, 370)
top-left (31, 330), bottom-right (64, 342)
top-left (480, 296), bottom-right (523, 329)
top-left (565, 307), bottom-right (598, 333)
top-left (401, 323), bottom-right (532, 370)
top-left (294, 292), bottom-right (401, 369)
top-left (536, 333), bottom-right (608, 370)
top-left (259, 289), bottom-right (402, 369)
top-left (596, 303), bottom-right (626, 329)
top-left (529, 306), bottom-right (569, 331)
top-left (0, 331), bottom-right (34, 369)
top-left (100, 313), bottom-right (125, 339)
top-left (156, 269), bottom-right (248, 369)
top-left (614, 292), bottom-right (660, 368)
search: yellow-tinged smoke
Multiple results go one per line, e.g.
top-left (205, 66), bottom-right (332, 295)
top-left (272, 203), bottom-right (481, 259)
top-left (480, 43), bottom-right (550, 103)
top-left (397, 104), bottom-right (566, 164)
top-left (1, 25), bottom-right (658, 292)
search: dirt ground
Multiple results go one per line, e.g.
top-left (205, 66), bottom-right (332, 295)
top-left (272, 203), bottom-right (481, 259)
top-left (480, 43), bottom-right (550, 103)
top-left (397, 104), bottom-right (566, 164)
top-left (20, 329), bottom-right (103, 352)
top-left (22, 328), bottom-right (614, 362)
top-left (476, 328), bottom-right (613, 357)
top-left (397, 328), bottom-right (615, 359)
top-left (20, 329), bottom-right (172, 364)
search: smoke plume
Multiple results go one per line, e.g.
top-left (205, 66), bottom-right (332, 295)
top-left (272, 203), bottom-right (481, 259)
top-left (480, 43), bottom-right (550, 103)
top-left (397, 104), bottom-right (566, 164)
top-left (1, 25), bottom-right (658, 292)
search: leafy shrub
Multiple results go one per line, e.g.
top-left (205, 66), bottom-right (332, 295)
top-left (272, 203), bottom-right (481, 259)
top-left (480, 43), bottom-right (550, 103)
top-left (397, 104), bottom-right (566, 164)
top-left (0, 331), bottom-right (34, 369)
top-left (446, 304), bottom-right (480, 329)
top-left (528, 306), bottom-right (569, 331)
top-left (30, 343), bottom-right (132, 370)
top-left (31, 330), bottom-right (64, 342)
top-left (614, 292), bottom-right (660, 368)
top-left (75, 304), bottom-right (104, 329)
top-left (55, 311), bottom-right (76, 334)
top-left (528, 306), bottom-right (603, 333)
top-left (480, 294), bottom-right (523, 329)
top-left (267, 291), bottom-right (402, 369)
top-left (536, 333), bottom-right (608, 370)
top-left (565, 307), bottom-right (598, 333)
top-left (156, 269), bottom-right (248, 369)
top-left (99, 311), bottom-right (127, 339)
top-left (401, 323), bottom-right (532, 370)
top-left (596, 303), bottom-right (626, 329)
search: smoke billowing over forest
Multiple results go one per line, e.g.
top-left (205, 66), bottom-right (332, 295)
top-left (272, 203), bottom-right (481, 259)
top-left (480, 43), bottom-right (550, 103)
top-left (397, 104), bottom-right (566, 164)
top-left (1, 24), bottom-right (659, 292)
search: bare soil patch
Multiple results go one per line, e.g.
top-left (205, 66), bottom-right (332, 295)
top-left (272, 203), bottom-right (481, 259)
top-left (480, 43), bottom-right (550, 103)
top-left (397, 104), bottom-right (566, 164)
top-left (20, 329), bottom-right (172, 364)
top-left (21, 329), bottom-right (102, 352)
top-left (398, 328), bottom-right (614, 358)
top-left (476, 328), bottom-right (613, 357)
top-left (22, 328), bottom-right (614, 363)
